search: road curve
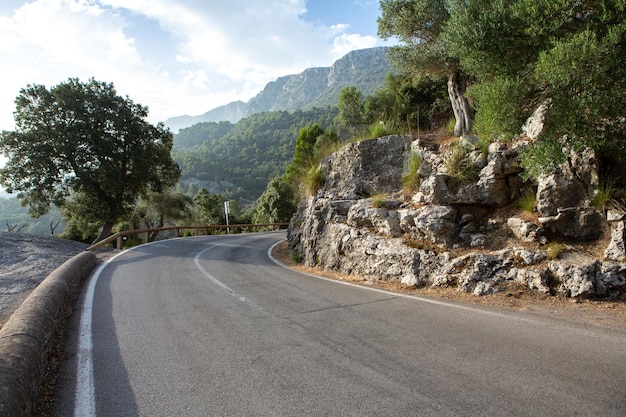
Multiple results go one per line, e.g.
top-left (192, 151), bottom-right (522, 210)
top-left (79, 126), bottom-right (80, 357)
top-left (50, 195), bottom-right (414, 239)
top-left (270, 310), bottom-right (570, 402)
top-left (52, 232), bottom-right (626, 416)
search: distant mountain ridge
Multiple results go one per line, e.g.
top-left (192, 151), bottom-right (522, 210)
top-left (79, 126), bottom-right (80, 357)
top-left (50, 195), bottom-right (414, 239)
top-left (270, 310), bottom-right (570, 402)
top-left (165, 47), bottom-right (390, 132)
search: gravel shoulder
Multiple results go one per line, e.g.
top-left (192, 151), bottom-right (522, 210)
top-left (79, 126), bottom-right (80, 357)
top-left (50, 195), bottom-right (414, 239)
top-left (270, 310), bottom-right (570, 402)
top-left (0, 231), bottom-right (100, 327)
top-left (273, 240), bottom-right (626, 334)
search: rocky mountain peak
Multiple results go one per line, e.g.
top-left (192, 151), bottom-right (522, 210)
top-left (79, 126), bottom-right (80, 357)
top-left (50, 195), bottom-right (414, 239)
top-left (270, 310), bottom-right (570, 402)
top-left (165, 47), bottom-right (390, 132)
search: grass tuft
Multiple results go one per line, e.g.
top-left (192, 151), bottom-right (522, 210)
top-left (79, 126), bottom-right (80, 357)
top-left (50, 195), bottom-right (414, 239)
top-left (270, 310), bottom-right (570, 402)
top-left (370, 193), bottom-right (390, 209)
top-left (546, 242), bottom-right (566, 260)
top-left (303, 165), bottom-right (324, 197)
top-left (402, 151), bottom-right (421, 192)
top-left (515, 188), bottom-right (536, 213)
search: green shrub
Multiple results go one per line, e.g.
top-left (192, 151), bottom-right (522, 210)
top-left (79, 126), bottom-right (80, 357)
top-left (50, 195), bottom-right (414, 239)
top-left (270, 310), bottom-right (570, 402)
top-left (303, 165), bottom-right (324, 197)
top-left (445, 143), bottom-right (479, 185)
top-left (368, 122), bottom-right (393, 139)
top-left (402, 151), bottom-right (421, 192)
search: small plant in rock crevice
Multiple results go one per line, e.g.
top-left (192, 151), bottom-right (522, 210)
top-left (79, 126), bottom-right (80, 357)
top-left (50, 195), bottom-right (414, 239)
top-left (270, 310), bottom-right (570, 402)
top-left (303, 165), bottom-right (325, 197)
top-left (546, 242), bottom-right (566, 260)
top-left (370, 193), bottom-right (391, 209)
top-left (402, 151), bottom-right (421, 193)
top-left (592, 178), bottom-right (626, 212)
top-left (445, 142), bottom-right (480, 187)
top-left (515, 188), bottom-right (537, 214)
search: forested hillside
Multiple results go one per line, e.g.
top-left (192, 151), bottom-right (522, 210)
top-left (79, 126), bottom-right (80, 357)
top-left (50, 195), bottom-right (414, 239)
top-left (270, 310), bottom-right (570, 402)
top-left (172, 107), bottom-right (338, 203)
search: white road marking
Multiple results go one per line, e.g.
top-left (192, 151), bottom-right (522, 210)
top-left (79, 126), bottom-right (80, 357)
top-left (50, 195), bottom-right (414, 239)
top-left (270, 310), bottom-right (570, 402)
top-left (74, 250), bottom-right (127, 417)
top-left (74, 235), bottom-right (256, 416)
top-left (193, 238), bottom-right (261, 311)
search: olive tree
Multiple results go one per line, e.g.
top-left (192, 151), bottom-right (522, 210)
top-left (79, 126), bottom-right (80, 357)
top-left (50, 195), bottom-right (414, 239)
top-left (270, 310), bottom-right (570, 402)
top-left (0, 78), bottom-right (181, 241)
top-left (378, 0), bottom-right (473, 136)
top-left (444, 0), bottom-right (626, 178)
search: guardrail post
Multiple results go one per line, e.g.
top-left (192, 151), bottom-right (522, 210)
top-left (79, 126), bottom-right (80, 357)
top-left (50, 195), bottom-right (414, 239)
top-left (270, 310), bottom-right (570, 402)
top-left (116, 235), bottom-right (123, 250)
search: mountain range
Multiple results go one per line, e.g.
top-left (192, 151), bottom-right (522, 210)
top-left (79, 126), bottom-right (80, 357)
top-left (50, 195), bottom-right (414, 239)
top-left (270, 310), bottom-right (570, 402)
top-left (165, 47), bottom-right (390, 132)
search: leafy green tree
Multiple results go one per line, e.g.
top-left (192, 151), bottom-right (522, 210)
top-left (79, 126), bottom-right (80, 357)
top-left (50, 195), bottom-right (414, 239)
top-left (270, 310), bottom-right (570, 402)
top-left (0, 78), bottom-right (181, 241)
top-left (285, 124), bottom-right (326, 181)
top-left (444, 0), bottom-right (626, 178)
top-left (252, 176), bottom-right (297, 224)
top-left (365, 73), bottom-right (450, 133)
top-left (127, 188), bottom-right (193, 240)
top-left (378, 0), bottom-right (473, 136)
top-left (194, 189), bottom-right (225, 225)
top-left (338, 86), bottom-right (366, 136)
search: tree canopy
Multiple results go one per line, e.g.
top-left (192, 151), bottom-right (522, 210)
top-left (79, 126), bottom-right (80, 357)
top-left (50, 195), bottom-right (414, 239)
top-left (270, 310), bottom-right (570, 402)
top-left (444, 0), bottom-right (626, 178)
top-left (378, 0), bottom-right (626, 179)
top-left (0, 78), bottom-right (181, 241)
top-left (378, 0), bottom-right (473, 136)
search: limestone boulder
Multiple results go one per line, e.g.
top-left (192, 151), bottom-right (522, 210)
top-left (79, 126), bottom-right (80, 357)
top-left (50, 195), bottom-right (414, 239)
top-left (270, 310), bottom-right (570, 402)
top-left (604, 220), bottom-right (626, 261)
top-left (539, 207), bottom-right (605, 241)
top-left (432, 251), bottom-right (515, 294)
top-left (416, 144), bottom-right (521, 208)
top-left (411, 205), bottom-right (458, 245)
top-left (346, 200), bottom-right (403, 237)
top-left (536, 147), bottom-right (599, 217)
top-left (321, 135), bottom-right (410, 198)
top-left (516, 268), bottom-right (552, 294)
top-left (507, 217), bottom-right (540, 242)
top-left (549, 255), bottom-right (599, 297)
top-left (596, 262), bottom-right (626, 298)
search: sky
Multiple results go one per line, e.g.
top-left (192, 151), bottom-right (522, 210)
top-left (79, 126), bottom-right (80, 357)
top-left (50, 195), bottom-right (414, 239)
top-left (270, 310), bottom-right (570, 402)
top-left (0, 0), bottom-right (394, 135)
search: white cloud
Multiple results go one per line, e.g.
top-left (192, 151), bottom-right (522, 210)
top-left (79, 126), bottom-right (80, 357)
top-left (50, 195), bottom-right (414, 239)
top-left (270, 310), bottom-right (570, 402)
top-left (0, 0), bottom-right (389, 131)
top-left (332, 33), bottom-right (380, 57)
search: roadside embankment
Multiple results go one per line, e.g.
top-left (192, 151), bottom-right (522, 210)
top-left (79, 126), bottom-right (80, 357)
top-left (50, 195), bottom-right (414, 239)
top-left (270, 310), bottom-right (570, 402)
top-left (0, 251), bottom-right (99, 417)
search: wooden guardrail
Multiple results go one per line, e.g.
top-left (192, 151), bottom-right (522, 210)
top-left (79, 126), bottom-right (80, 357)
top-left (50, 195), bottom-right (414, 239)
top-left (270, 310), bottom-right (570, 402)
top-left (86, 223), bottom-right (290, 251)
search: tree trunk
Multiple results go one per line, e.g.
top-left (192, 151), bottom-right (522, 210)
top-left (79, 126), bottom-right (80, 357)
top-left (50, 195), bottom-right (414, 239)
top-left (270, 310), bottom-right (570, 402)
top-left (93, 222), bottom-right (114, 244)
top-left (447, 71), bottom-right (473, 136)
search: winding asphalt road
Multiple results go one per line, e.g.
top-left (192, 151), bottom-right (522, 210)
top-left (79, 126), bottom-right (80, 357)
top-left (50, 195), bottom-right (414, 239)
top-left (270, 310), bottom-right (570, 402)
top-left (52, 232), bottom-right (626, 416)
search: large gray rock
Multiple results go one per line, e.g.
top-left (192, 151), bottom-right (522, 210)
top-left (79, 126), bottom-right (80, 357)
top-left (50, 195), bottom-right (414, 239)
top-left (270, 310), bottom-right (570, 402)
top-left (321, 135), bottom-right (410, 198)
top-left (549, 255), bottom-right (599, 297)
top-left (596, 262), bottom-right (626, 298)
top-left (539, 207), bottom-right (605, 241)
top-left (411, 205), bottom-right (458, 245)
top-left (516, 268), bottom-right (552, 293)
top-left (604, 221), bottom-right (626, 261)
top-left (432, 251), bottom-right (516, 294)
top-left (415, 144), bottom-right (521, 208)
top-left (346, 200), bottom-right (403, 237)
top-left (536, 148), bottom-right (598, 217)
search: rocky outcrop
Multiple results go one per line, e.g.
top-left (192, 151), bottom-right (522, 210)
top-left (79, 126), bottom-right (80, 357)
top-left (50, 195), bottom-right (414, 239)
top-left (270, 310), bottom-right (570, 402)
top-left (288, 134), bottom-right (626, 299)
top-left (165, 47), bottom-right (390, 130)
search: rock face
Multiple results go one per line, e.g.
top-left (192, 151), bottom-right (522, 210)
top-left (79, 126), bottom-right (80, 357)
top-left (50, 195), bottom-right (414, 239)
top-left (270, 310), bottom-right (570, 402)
top-left (288, 135), bottom-right (626, 299)
top-left (165, 47), bottom-right (390, 131)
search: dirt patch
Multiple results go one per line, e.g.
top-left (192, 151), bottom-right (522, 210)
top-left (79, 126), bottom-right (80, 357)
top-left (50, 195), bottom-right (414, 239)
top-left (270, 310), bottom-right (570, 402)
top-left (272, 240), bottom-right (626, 333)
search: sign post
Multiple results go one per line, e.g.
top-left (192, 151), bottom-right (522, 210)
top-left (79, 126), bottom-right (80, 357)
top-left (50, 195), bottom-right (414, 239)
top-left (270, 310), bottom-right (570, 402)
top-left (224, 201), bottom-right (230, 234)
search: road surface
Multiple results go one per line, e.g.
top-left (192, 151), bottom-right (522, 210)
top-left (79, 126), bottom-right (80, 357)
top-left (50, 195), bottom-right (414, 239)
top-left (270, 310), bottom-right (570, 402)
top-left (52, 232), bottom-right (626, 416)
